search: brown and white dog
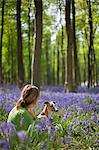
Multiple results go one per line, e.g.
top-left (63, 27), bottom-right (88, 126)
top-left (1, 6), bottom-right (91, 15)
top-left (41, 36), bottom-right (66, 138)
top-left (37, 101), bottom-right (58, 118)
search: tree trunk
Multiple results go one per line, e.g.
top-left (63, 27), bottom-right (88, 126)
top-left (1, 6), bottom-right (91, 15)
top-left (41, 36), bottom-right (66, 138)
top-left (7, 31), bottom-right (11, 84)
top-left (87, 0), bottom-right (96, 88)
top-left (28, 0), bottom-right (31, 82)
top-left (0, 0), bottom-right (5, 85)
top-left (72, 0), bottom-right (79, 87)
top-left (52, 47), bottom-right (55, 85)
top-left (61, 26), bottom-right (65, 84)
top-left (45, 39), bottom-right (50, 85)
top-left (11, 29), bottom-right (14, 84)
top-left (17, 0), bottom-right (25, 88)
top-left (57, 40), bottom-right (60, 85)
top-left (31, 0), bottom-right (43, 88)
top-left (83, 51), bottom-right (87, 85)
top-left (65, 0), bottom-right (73, 92)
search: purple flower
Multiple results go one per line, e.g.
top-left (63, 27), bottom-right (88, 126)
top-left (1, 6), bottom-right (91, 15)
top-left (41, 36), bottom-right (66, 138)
top-left (91, 116), bottom-right (97, 122)
top-left (62, 112), bottom-right (68, 119)
top-left (0, 100), bottom-right (3, 107)
top-left (0, 85), bottom-right (99, 148)
top-left (47, 126), bottom-right (51, 134)
top-left (84, 126), bottom-right (89, 134)
top-left (67, 135), bottom-right (72, 141)
top-left (45, 118), bottom-right (53, 126)
top-left (51, 135), bottom-right (56, 142)
top-left (17, 131), bottom-right (26, 140)
top-left (0, 140), bottom-right (9, 150)
top-left (96, 140), bottom-right (99, 143)
top-left (53, 125), bottom-right (58, 132)
top-left (68, 123), bottom-right (73, 133)
top-left (0, 122), bottom-right (16, 137)
top-left (63, 135), bottom-right (73, 144)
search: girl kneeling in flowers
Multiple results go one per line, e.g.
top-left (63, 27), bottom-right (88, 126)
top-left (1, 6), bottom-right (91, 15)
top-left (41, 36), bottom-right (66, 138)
top-left (7, 84), bottom-right (39, 131)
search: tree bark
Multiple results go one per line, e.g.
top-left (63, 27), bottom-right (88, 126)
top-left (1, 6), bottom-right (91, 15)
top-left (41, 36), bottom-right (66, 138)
top-left (31, 0), bottom-right (43, 88)
top-left (52, 47), bottom-right (56, 85)
top-left (10, 29), bottom-right (14, 84)
top-left (65, 0), bottom-right (73, 92)
top-left (28, 0), bottom-right (31, 82)
top-left (7, 31), bottom-right (11, 84)
top-left (87, 0), bottom-right (96, 88)
top-left (72, 0), bottom-right (79, 87)
top-left (17, 0), bottom-right (25, 88)
top-left (83, 51), bottom-right (87, 85)
top-left (57, 40), bottom-right (60, 85)
top-left (0, 0), bottom-right (5, 85)
top-left (61, 26), bottom-right (65, 84)
top-left (45, 39), bottom-right (51, 85)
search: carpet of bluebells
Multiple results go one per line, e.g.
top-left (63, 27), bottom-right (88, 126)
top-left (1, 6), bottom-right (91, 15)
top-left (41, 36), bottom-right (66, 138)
top-left (0, 85), bottom-right (99, 150)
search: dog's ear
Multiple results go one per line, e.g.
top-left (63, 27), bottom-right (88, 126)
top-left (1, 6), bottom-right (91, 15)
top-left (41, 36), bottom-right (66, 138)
top-left (44, 101), bottom-right (49, 105)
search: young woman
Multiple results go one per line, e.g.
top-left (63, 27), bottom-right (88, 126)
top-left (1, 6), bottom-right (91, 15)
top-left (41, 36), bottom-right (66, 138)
top-left (7, 84), bottom-right (39, 131)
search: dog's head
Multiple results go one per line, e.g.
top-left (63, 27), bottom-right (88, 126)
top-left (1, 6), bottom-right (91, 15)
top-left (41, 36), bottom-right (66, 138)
top-left (37, 101), bottom-right (58, 118)
top-left (44, 101), bottom-right (58, 112)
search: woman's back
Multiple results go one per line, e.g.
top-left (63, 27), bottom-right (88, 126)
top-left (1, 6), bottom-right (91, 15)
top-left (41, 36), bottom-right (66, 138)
top-left (7, 107), bottom-right (33, 131)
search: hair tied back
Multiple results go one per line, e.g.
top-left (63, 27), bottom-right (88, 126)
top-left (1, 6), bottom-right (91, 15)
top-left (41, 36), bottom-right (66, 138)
top-left (16, 98), bottom-right (26, 109)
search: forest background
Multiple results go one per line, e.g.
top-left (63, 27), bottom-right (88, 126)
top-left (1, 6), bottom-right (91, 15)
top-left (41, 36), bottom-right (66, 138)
top-left (0, 0), bottom-right (99, 92)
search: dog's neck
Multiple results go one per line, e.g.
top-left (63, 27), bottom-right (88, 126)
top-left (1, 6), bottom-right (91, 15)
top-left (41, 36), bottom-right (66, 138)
top-left (41, 105), bottom-right (49, 117)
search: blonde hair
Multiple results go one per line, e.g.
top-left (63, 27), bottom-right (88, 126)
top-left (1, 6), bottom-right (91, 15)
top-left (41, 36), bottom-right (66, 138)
top-left (16, 84), bottom-right (39, 109)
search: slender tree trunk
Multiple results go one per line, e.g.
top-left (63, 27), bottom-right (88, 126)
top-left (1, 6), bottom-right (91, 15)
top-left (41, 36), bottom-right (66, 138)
top-left (28, 0), bottom-right (31, 82)
top-left (11, 29), bottom-right (14, 84)
top-left (17, 0), bottom-right (25, 88)
top-left (52, 47), bottom-right (55, 85)
top-left (0, 0), bottom-right (5, 85)
top-left (7, 31), bottom-right (11, 84)
top-left (83, 51), bottom-right (87, 85)
top-left (57, 40), bottom-right (60, 85)
top-left (65, 0), bottom-right (73, 92)
top-left (96, 61), bottom-right (98, 86)
top-left (72, 0), bottom-right (79, 87)
top-left (87, 0), bottom-right (95, 88)
top-left (61, 26), bottom-right (65, 84)
top-left (58, 2), bottom-right (65, 85)
top-left (45, 39), bottom-right (50, 85)
top-left (31, 0), bottom-right (43, 88)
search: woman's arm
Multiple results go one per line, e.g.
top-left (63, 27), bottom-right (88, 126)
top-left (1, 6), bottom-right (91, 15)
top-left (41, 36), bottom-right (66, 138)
top-left (28, 108), bottom-right (36, 120)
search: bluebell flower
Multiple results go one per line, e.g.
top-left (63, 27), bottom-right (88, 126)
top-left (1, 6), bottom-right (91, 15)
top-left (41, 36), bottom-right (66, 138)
top-left (47, 126), bottom-right (51, 134)
top-left (64, 135), bottom-right (73, 144)
top-left (0, 100), bottom-right (3, 107)
top-left (96, 140), bottom-right (99, 143)
top-left (17, 131), bottom-right (26, 140)
top-left (0, 140), bottom-right (9, 150)
top-left (5, 102), bottom-right (12, 113)
top-left (45, 118), bottom-right (53, 126)
top-left (84, 126), bottom-right (89, 134)
top-left (68, 123), bottom-right (73, 133)
top-left (62, 135), bottom-right (66, 144)
top-left (0, 122), bottom-right (16, 137)
top-left (67, 135), bottom-right (72, 141)
top-left (84, 119), bottom-right (89, 125)
top-left (62, 112), bottom-right (68, 119)
top-left (51, 135), bottom-right (56, 142)
top-left (53, 125), bottom-right (58, 133)
top-left (0, 85), bottom-right (99, 148)
top-left (91, 115), bottom-right (97, 122)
